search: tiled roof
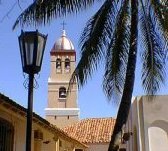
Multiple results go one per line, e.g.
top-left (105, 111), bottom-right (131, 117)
top-left (63, 118), bottom-right (116, 143)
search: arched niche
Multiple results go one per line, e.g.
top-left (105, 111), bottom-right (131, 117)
top-left (148, 120), bottom-right (168, 151)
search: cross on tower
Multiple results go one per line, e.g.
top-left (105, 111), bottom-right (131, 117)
top-left (61, 21), bottom-right (67, 30)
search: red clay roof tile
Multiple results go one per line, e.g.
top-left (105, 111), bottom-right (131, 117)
top-left (62, 117), bottom-right (116, 143)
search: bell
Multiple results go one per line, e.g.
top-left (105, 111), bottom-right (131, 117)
top-left (60, 91), bottom-right (66, 97)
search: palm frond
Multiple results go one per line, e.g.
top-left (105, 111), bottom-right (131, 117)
top-left (103, 0), bottom-right (130, 101)
top-left (140, 6), bottom-right (166, 95)
top-left (150, 0), bottom-right (168, 39)
top-left (69, 0), bottom-right (116, 88)
top-left (13, 0), bottom-right (101, 29)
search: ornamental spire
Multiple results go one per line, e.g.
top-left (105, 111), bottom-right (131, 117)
top-left (61, 21), bottom-right (67, 37)
top-left (61, 21), bottom-right (66, 30)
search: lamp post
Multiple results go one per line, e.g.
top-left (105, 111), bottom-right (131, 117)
top-left (18, 30), bottom-right (47, 151)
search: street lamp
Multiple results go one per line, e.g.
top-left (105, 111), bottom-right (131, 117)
top-left (18, 30), bottom-right (47, 151)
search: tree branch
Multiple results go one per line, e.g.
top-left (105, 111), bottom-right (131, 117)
top-left (0, 0), bottom-right (23, 23)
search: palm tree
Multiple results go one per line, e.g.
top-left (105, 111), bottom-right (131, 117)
top-left (13, 0), bottom-right (168, 150)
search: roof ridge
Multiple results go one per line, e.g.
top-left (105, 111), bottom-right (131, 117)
top-left (81, 117), bottom-right (115, 120)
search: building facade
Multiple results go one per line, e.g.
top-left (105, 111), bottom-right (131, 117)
top-left (119, 96), bottom-right (168, 151)
top-left (0, 93), bottom-right (87, 151)
top-left (45, 30), bottom-right (80, 128)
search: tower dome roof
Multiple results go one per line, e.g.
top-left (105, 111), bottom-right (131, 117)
top-left (53, 30), bottom-right (75, 51)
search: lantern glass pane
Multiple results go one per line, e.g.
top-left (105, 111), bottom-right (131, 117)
top-left (36, 35), bottom-right (45, 66)
top-left (25, 36), bottom-right (34, 65)
top-left (19, 38), bottom-right (25, 67)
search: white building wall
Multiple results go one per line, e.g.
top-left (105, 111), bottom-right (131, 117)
top-left (126, 96), bottom-right (168, 151)
top-left (148, 127), bottom-right (168, 151)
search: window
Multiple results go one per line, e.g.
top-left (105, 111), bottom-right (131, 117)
top-left (119, 149), bottom-right (126, 151)
top-left (56, 58), bottom-right (61, 69)
top-left (59, 87), bottom-right (66, 98)
top-left (34, 130), bottom-right (43, 140)
top-left (65, 58), bottom-right (70, 70)
top-left (0, 118), bottom-right (14, 151)
top-left (34, 130), bottom-right (43, 151)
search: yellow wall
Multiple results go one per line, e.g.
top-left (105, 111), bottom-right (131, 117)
top-left (0, 105), bottom-right (86, 151)
top-left (86, 143), bottom-right (109, 151)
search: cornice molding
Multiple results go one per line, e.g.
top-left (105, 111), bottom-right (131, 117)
top-left (45, 108), bottom-right (80, 116)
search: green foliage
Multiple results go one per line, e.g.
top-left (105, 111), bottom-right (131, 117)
top-left (73, 0), bottom-right (115, 87)
top-left (103, 0), bottom-right (130, 100)
top-left (13, 0), bottom-right (101, 29)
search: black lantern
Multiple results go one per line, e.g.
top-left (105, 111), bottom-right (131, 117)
top-left (18, 30), bottom-right (47, 151)
top-left (18, 30), bottom-right (47, 74)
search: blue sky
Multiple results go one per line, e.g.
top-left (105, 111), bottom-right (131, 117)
top-left (0, 0), bottom-right (167, 119)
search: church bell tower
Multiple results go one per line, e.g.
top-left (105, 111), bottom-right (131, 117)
top-left (45, 30), bottom-right (79, 128)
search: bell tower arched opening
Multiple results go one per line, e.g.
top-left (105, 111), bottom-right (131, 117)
top-left (59, 87), bottom-right (66, 99)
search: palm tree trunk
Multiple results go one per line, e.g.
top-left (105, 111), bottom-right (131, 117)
top-left (108, 0), bottom-right (138, 150)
